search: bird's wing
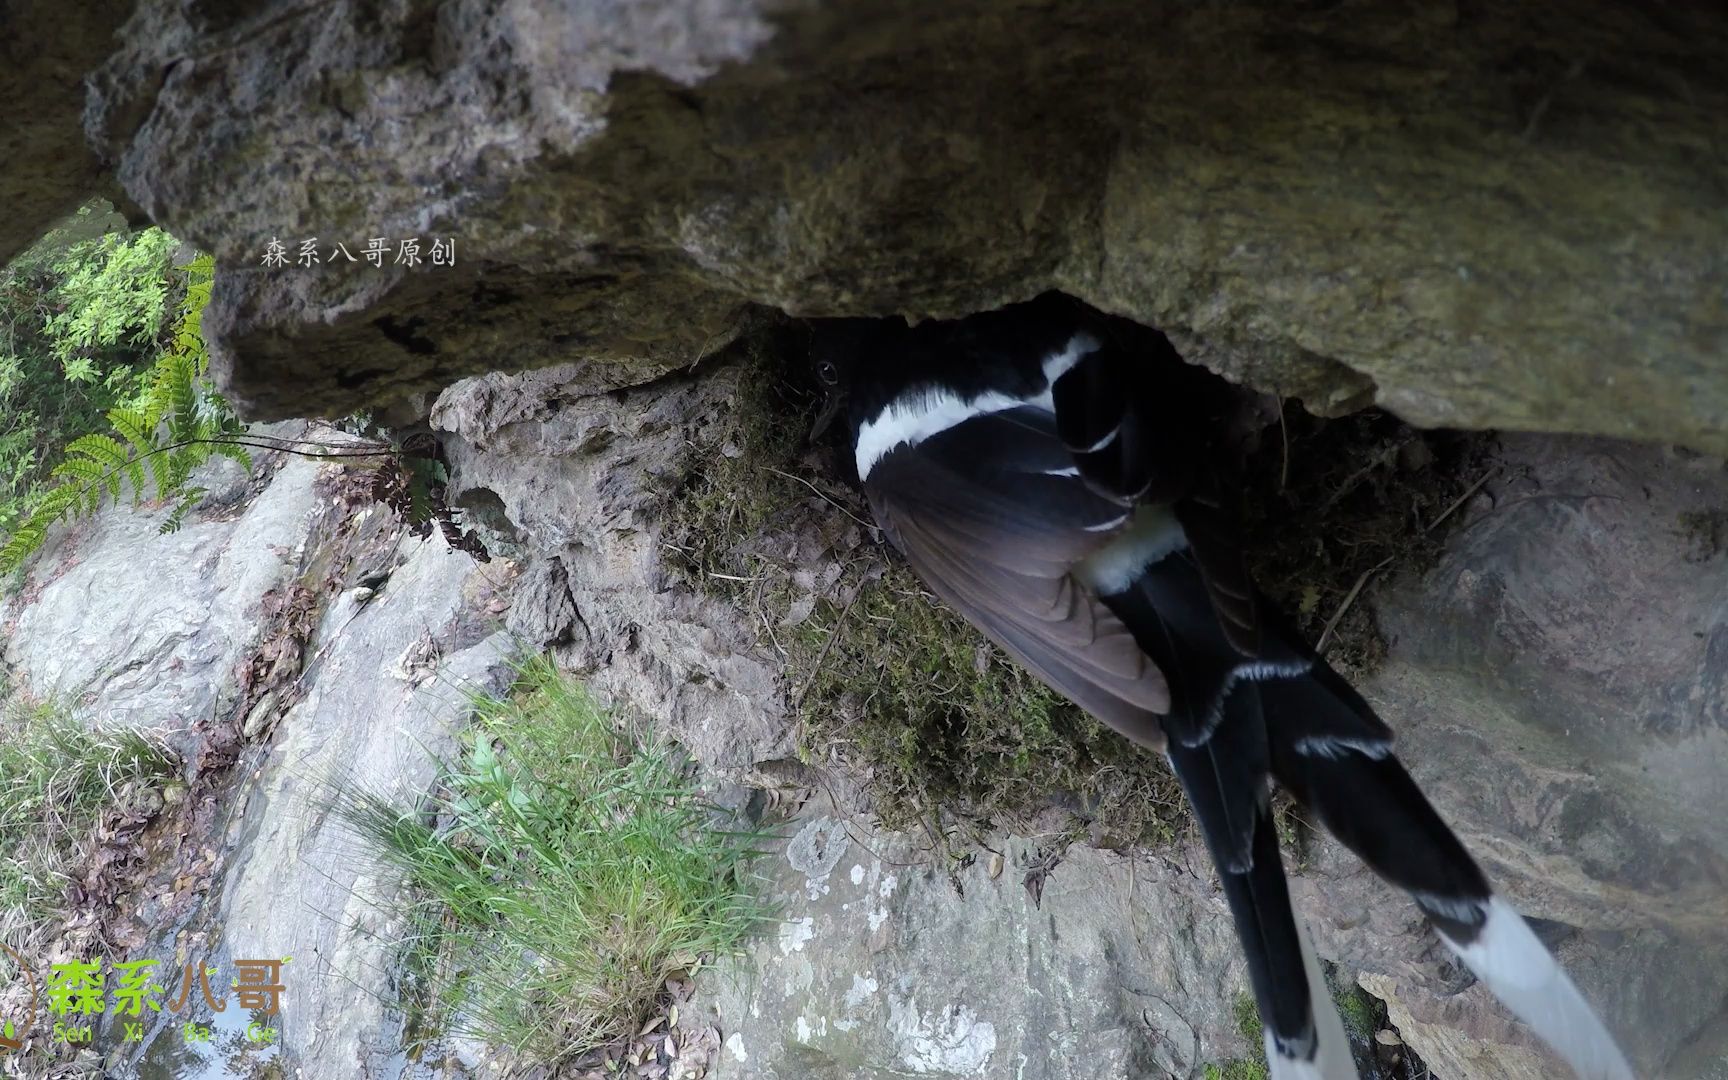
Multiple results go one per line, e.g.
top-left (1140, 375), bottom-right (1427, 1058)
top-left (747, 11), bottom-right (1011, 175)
top-left (1046, 322), bottom-right (1264, 656)
top-left (863, 406), bottom-right (1170, 747)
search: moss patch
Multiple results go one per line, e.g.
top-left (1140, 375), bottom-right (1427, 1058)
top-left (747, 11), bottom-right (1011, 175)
top-left (1205, 1063), bottom-right (1270, 1080)
top-left (1234, 989), bottom-right (1264, 1043)
top-left (788, 563), bottom-right (1187, 845)
top-left (1332, 971), bottom-right (1381, 1043)
top-left (1205, 993), bottom-right (1270, 1080)
top-left (1678, 507), bottom-right (1728, 563)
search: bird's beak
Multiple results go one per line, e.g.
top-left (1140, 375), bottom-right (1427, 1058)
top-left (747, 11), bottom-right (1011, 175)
top-left (809, 390), bottom-right (846, 443)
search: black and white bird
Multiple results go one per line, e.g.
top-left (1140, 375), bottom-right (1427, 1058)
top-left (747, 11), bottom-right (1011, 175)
top-left (807, 293), bottom-right (1633, 1080)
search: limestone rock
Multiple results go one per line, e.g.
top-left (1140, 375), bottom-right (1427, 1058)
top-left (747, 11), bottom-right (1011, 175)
top-left (0, 0), bottom-right (137, 266)
top-left (434, 363), bottom-right (799, 778)
top-left (1, 424), bottom-right (316, 758)
top-left (688, 816), bottom-right (1254, 1080)
top-left (1300, 434), bottom-right (1728, 1078)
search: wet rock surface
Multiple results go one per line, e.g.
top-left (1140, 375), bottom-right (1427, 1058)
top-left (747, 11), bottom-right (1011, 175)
top-left (0, 433), bottom-right (512, 1079)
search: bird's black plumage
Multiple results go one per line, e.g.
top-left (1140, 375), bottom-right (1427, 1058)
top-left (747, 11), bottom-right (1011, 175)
top-left (809, 293), bottom-right (1632, 1080)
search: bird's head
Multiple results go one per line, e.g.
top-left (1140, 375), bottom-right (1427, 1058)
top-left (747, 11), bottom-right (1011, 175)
top-left (806, 316), bottom-right (883, 442)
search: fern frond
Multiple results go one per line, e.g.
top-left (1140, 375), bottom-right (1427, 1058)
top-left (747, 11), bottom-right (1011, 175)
top-left (160, 487), bottom-right (207, 535)
top-left (61, 434), bottom-right (144, 501)
top-left (0, 485), bottom-right (84, 573)
top-left (51, 455), bottom-right (117, 498)
top-left (211, 442), bottom-right (253, 472)
top-left (108, 407), bottom-right (161, 494)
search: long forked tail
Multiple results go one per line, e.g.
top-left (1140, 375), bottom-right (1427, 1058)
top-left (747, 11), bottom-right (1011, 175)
top-left (1263, 665), bottom-right (1635, 1080)
top-left (1166, 709), bottom-right (1356, 1080)
top-left (1114, 550), bottom-right (1633, 1080)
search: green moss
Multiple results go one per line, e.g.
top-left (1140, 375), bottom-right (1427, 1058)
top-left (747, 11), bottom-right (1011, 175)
top-left (1325, 961), bottom-right (1388, 1047)
top-left (789, 564), bottom-right (1184, 843)
top-left (1678, 508), bottom-right (1728, 563)
top-left (1214, 990), bottom-right (1272, 1080)
top-left (1233, 990), bottom-right (1264, 1044)
top-left (1335, 980), bottom-right (1378, 1041)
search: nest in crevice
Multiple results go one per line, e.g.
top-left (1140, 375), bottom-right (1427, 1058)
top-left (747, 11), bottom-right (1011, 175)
top-left (1236, 403), bottom-right (1498, 681)
top-left (663, 316), bottom-right (1496, 853)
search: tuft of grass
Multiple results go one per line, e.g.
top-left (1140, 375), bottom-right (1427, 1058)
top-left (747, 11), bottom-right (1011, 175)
top-left (330, 654), bottom-right (772, 1066)
top-left (0, 694), bottom-right (175, 944)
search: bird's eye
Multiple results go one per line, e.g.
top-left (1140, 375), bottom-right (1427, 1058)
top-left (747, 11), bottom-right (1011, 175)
top-left (816, 360), bottom-right (840, 386)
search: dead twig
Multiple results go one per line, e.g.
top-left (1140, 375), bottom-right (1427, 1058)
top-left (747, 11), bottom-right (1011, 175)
top-left (1315, 467), bottom-right (1498, 655)
top-left (792, 589), bottom-right (861, 713)
top-left (1278, 398), bottom-right (1291, 494)
top-left (764, 466), bottom-right (874, 530)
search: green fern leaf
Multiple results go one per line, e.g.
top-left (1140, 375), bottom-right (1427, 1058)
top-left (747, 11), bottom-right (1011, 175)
top-left (212, 442), bottom-right (253, 472)
top-left (160, 487), bottom-right (207, 534)
top-left (108, 407), bottom-right (158, 494)
top-left (63, 434), bottom-right (137, 499)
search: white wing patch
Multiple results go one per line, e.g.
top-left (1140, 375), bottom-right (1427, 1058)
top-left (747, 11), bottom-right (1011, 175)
top-left (1292, 734), bottom-right (1392, 760)
top-left (1076, 505), bottom-right (1187, 595)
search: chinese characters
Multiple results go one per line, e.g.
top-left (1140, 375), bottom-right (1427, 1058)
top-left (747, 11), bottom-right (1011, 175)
top-left (44, 956), bottom-right (287, 1046)
top-left (261, 236), bottom-right (453, 269)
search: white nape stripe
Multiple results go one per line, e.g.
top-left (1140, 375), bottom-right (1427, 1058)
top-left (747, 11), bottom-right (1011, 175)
top-left (1438, 896), bottom-right (1633, 1080)
top-left (1265, 917), bottom-right (1359, 1080)
top-left (1031, 332), bottom-right (1100, 412)
top-left (1076, 505), bottom-right (1187, 595)
top-left (1045, 465), bottom-right (1081, 477)
top-left (855, 332), bottom-right (1101, 481)
top-left (855, 387), bottom-right (1029, 480)
top-left (1042, 332), bottom-right (1099, 385)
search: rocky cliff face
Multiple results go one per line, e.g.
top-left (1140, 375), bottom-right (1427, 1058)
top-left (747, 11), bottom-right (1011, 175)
top-left (434, 354), bottom-right (1728, 1080)
top-left (5, 0), bottom-right (1726, 451)
top-left (3, 1), bottom-right (1727, 1077)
